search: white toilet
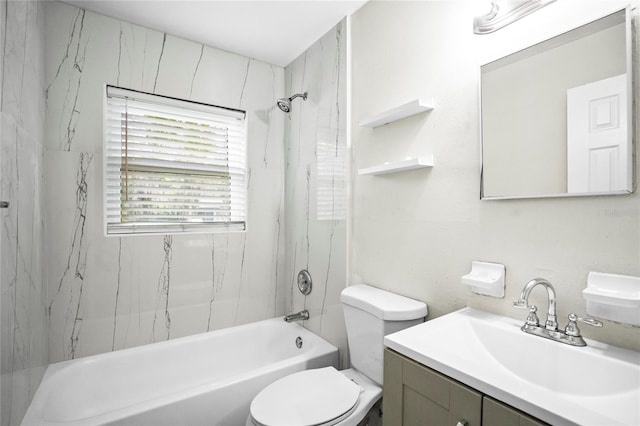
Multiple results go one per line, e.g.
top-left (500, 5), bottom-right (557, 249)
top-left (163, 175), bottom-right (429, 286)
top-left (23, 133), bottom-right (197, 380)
top-left (246, 284), bottom-right (428, 426)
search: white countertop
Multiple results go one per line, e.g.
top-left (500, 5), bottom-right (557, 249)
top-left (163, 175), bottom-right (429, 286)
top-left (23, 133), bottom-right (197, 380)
top-left (384, 307), bottom-right (640, 426)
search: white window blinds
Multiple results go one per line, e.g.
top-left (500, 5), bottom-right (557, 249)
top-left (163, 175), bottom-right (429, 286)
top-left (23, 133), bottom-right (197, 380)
top-left (104, 86), bottom-right (247, 235)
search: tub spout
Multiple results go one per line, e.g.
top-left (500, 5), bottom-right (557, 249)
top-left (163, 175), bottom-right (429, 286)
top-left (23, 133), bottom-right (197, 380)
top-left (284, 310), bottom-right (309, 323)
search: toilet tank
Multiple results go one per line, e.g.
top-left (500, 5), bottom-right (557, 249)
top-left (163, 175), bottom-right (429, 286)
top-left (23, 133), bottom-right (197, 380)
top-left (340, 284), bottom-right (427, 385)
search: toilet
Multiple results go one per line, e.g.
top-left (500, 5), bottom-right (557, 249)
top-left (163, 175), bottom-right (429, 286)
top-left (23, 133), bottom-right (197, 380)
top-left (246, 284), bottom-right (428, 426)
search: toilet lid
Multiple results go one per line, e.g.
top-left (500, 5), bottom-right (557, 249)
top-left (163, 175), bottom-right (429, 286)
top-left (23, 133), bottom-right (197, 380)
top-left (250, 367), bottom-right (362, 426)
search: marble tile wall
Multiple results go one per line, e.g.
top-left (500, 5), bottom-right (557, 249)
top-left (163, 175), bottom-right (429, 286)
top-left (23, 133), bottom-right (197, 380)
top-left (43, 1), bottom-right (287, 362)
top-left (284, 20), bottom-right (349, 367)
top-left (0, 3), bottom-right (348, 421)
top-left (0, 1), bottom-right (48, 425)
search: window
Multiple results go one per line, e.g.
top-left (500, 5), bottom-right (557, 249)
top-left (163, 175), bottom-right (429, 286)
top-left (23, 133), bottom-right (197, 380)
top-left (104, 86), bottom-right (246, 235)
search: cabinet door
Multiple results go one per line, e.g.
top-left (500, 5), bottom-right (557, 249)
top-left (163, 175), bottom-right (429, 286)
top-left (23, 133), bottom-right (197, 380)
top-left (482, 396), bottom-right (548, 426)
top-left (383, 349), bottom-right (482, 426)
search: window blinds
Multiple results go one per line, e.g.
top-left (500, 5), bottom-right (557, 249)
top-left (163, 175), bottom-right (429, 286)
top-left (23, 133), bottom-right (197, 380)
top-left (104, 86), bottom-right (247, 235)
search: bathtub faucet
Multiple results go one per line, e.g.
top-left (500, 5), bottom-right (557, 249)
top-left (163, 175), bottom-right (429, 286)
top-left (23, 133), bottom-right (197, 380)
top-left (284, 310), bottom-right (309, 323)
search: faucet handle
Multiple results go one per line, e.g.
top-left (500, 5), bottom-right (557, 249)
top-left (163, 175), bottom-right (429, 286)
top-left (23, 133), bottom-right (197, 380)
top-left (569, 313), bottom-right (603, 327)
top-left (565, 313), bottom-right (603, 337)
top-left (525, 305), bottom-right (540, 327)
top-left (577, 315), bottom-right (603, 327)
top-left (512, 299), bottom-right (528, 309)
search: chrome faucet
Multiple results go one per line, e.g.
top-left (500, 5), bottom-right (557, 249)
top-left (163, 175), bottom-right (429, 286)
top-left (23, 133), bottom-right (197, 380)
top-left (513, 278), bottom-right (558, 331)
top-left (284, 310), bottom-right (309, 323)
top-left (513, 278), bottom-right (603, 347)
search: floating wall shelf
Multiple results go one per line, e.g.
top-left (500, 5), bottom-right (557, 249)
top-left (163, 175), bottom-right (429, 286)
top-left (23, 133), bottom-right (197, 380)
top-left (358, 156), bottom-right (434, 176)
top-left (359, 98), bottom-right (434, 128)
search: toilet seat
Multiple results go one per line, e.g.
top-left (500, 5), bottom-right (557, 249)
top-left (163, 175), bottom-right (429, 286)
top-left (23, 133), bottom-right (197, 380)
top-left (249, 367), bottom-right (362, 426)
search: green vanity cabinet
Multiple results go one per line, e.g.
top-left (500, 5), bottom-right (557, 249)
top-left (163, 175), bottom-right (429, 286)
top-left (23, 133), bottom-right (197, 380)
top-left (383, 349), bottom-right (547, 426)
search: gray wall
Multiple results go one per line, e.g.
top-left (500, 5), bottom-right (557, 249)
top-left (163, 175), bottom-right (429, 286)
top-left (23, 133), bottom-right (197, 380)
top-left (350, 0), bottom-right (640, 351)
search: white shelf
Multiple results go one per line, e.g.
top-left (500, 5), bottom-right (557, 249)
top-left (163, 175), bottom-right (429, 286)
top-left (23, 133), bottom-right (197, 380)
top-left (359, 98), bottom-right (434, 128)
top-left (358, 156), bottom-right (434, 176)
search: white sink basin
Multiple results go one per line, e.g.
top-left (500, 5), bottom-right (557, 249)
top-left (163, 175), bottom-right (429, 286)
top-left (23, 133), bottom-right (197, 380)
top-left (384, 307), bottom-right (640, 426)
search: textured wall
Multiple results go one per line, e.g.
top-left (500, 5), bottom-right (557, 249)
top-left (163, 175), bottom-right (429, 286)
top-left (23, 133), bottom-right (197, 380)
top-left (43, 1), bottom-right (286, 362)
top-left (350, 0), bottom-right (640, 351)
top-left (284, 20), bottom-right (348, 367)
top-left (0, 1), bottom-right (48, 424)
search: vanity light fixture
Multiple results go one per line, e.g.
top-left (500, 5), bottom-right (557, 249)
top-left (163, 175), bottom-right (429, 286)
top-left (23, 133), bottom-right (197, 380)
top-left (473, 0), bottom-right (556, 34)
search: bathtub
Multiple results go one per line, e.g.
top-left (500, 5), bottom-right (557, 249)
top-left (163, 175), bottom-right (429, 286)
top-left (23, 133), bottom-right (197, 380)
top-left (22, 318), bottom-right (339, 426)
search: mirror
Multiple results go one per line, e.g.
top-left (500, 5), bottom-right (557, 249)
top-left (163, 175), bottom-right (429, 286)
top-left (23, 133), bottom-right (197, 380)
top-left (480, 8), bottom-right (634, 199)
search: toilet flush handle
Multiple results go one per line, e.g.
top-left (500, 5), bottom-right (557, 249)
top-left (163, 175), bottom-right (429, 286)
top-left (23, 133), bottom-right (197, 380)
top-left (456, 420), bottom-right (468, 426)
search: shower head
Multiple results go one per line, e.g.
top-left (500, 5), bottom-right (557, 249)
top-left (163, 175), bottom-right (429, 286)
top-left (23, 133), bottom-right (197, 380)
top-left (276, 92), bottom-right (308, 113)
top-left (276, 98), bottom-right (291, 113)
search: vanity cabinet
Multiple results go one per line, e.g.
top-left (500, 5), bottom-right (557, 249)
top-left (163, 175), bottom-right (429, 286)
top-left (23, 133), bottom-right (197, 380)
top-left (383, 349), bottom-right (547, 426)
top-left (383, 348), bottom-right (482, 426)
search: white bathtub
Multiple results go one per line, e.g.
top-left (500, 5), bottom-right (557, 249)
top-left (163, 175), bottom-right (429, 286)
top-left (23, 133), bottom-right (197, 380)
top-left (22, 318), bottom-right (339, 426)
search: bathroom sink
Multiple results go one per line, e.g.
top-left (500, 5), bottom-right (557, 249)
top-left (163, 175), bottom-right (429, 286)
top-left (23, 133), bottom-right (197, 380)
top-left (384, 307), bottom-right (640, 426)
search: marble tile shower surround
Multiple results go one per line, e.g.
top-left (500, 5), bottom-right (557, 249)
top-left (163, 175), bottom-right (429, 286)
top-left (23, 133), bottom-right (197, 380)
top-left (1, 0), bottom-right (48, 425)
top-left (43, 1), bottom-right (287, 362)
top-left (0, 3), bottom-right (347, 422)
top-left (284, 20), bottom-right (348, 367)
